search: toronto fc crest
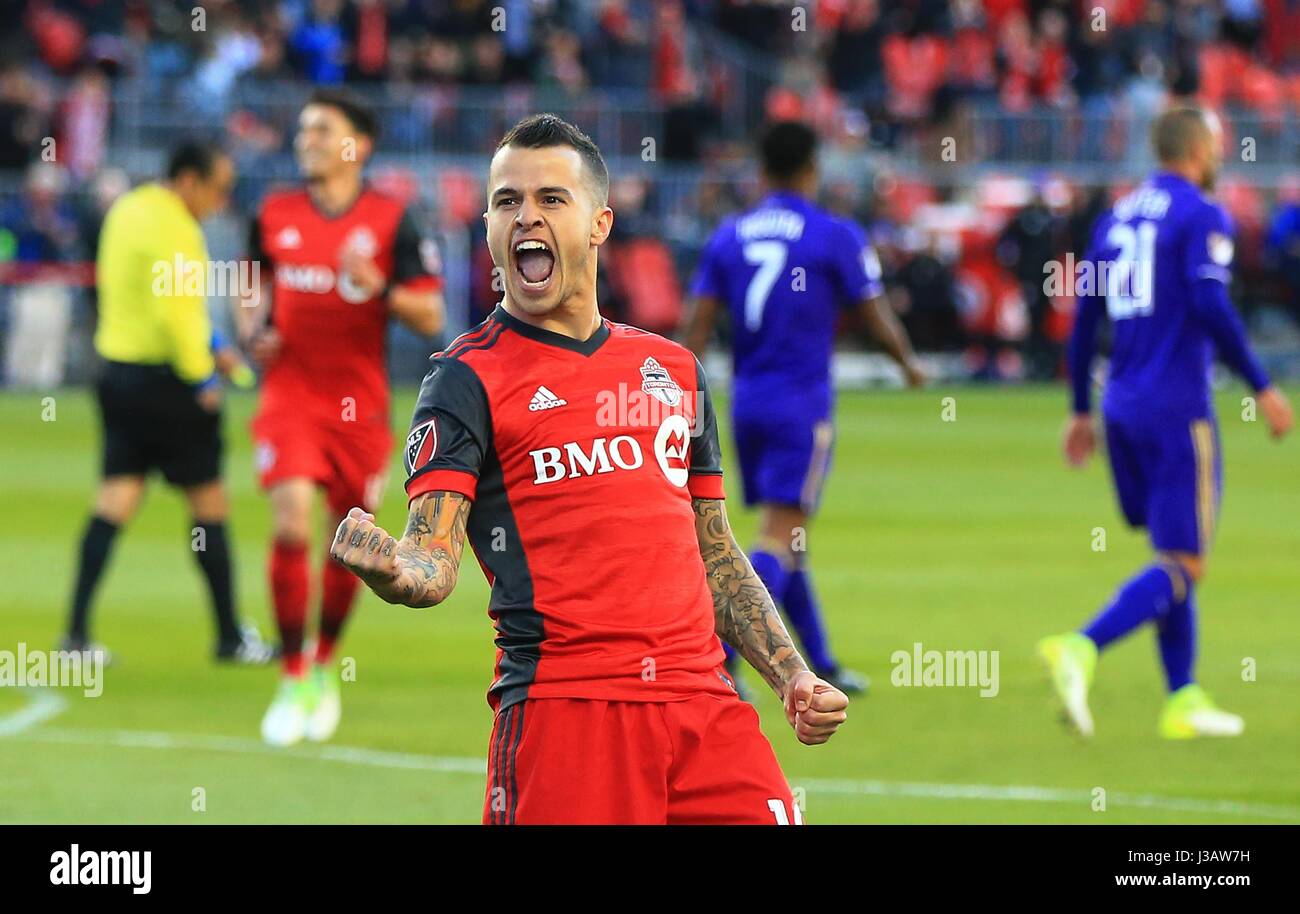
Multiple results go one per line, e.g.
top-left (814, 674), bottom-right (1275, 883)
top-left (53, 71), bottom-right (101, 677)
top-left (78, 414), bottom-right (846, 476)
top-left (639, 357), bottom-right (682, 407)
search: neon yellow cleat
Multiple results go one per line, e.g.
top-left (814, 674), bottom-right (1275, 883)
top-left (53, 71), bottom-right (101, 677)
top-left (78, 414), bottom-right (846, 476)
top-left (1036, 632), bottom-right (1098, 738)
top-left (260, 674), bottom-right (317, 747)
top-left (1158, 684), bottom-right (1244, 739)
top-left (304, 665), bottom-right (341, 743)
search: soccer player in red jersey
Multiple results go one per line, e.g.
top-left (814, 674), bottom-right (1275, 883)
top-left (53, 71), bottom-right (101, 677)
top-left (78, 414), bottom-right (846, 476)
top-left (238, 89), bottom-right (444, 746)
top-left (331, 114), bottom-right (848, 824)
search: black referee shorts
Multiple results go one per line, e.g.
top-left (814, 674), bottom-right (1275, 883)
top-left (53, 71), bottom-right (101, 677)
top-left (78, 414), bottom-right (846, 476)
top-left (96, 360), bottom-right (223, 487)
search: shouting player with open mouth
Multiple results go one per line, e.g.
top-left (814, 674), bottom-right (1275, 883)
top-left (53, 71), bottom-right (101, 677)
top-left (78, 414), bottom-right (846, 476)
top-left (331, 114), bottom-right (849, 824)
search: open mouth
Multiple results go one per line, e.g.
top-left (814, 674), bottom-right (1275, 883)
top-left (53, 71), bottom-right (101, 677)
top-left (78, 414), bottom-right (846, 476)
top-left (513, 239), bottom-right (556, 291)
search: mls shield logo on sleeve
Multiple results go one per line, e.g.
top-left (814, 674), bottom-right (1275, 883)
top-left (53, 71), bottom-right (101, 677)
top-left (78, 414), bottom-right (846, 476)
top-left (404, 418), bottom-right (437, 475)
top-left (640, 357), bottom-right (682, 407)
top-left (1207, 232), bottom-right (1234, 266)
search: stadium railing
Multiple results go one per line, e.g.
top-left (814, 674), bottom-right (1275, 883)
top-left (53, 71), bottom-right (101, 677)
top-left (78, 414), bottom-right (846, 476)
top-left (102, 75), bottom-right (1300, 177)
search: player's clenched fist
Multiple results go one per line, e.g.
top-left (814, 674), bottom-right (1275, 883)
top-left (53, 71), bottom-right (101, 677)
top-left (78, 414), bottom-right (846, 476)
top-left (783, 670), bottom-right (849, 745)
top-left (331, 507), bottom-right (399, 586)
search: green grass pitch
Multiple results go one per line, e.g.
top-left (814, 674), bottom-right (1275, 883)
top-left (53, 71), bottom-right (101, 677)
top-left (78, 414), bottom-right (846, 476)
top-left (1, 383), bottom-right (1297, 823)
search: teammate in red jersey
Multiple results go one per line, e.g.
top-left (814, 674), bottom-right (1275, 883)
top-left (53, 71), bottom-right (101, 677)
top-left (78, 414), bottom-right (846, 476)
top-left (238, 89), bottom-right (444, 746)
top-left (331, 114), bottom-right (848, 824)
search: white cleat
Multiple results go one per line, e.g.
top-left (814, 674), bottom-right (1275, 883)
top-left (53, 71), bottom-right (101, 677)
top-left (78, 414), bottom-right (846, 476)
top-left (1060, 680), bottom-right (1095, 739)
top-left (1036, 633), bottom-right (1097, 739)
top-left (1184, 709), bottom-right (1245, 737)
top-left (261, 676), bottom-right (311, 747)
top-left (304, 666), bottom-right (341, 743)
top-left (1159, 684), bottom-right (1245, 739)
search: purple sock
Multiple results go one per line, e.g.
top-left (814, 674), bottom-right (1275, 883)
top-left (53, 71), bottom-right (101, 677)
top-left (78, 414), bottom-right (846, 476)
top-left (1082, 563), bottom-right (1177, 650)
top-left (742, 548), bottom-right (791, 667)
top-left (1157, 587), bottom-right (1196, 692)
top-left (749, 548), bottom-right (790, 611)
top-left (783, 566), bottom-right (836, 673)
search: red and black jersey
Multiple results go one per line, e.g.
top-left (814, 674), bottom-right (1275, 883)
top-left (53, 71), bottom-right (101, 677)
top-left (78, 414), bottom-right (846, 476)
top-left (404, 305), bottom-right (733, 712)
top-left (248, 185), bottom-right (442, 428)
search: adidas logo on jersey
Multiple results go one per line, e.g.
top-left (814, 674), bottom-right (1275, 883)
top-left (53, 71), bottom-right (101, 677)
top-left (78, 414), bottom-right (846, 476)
top-left (529, 386), bottom-right (567, 412)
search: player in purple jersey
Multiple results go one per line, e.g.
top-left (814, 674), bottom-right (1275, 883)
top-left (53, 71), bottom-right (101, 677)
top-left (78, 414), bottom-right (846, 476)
top-left (684, 121), bottom-right (924, 697)
top-left (1040, 106), bottom-right (1293, 739)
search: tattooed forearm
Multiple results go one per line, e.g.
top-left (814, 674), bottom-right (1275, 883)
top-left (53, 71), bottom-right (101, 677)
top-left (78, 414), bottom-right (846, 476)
top-left (395, 491), bottom-right (469, 607)
top-left (692, 497), bottom-right (807, 696)
top-left (348, 491), bottom-right (470, 608)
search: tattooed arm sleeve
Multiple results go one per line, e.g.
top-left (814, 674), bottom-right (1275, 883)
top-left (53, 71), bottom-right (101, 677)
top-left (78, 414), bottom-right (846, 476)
top-left (350, 491), bottom-right (471, 608)
top-left (692, 497), bottom-right (809, 696)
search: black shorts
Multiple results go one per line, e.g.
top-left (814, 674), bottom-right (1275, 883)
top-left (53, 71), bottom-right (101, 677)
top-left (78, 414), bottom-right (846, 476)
top-left (97, 361), bottom-right (222, 486)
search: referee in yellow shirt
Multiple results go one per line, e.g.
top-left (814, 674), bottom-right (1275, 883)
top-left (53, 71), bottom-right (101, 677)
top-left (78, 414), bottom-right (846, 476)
top-left (63, 142), bottom-right (271, 664)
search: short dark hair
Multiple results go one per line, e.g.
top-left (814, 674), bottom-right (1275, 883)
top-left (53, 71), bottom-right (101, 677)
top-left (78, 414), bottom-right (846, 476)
top-left (760, 120), bottom-right (818, 182)
top-left (496, 113), bottom-right (609, 205)
top-left (166, 142), bottom-right (224, 180)
top-left (1152, 105), bottom-right (1213, 163)
top-left (307, 87), bottom-right (379, 141)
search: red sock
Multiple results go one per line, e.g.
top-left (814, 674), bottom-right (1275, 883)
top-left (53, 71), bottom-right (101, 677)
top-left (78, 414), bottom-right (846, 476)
top-left (316, 556), bottom-right (361, 666)
top-left (270, 540), bottom-right (310, 677)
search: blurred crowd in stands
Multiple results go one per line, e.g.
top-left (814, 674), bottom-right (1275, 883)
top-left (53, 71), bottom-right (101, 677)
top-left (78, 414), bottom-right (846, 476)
top-left (2, 0), bottom-right (1299, 386)
top-left (6, 0), bottom-right (1300, 159)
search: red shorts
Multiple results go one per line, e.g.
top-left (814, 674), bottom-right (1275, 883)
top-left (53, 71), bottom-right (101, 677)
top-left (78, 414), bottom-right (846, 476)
top-left (251, 410), bottom-right (393, 515)
top-left (482, 694), bottom-right (799, 825)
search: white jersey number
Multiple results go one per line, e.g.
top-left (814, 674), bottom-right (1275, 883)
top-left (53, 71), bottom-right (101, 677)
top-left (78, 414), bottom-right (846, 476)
top-left (767, 797), bottom-right (805, 825)
top-left (742, 241), bottom-right (788, 331)
top-left (1104, 221), bottom-right (1156, 320)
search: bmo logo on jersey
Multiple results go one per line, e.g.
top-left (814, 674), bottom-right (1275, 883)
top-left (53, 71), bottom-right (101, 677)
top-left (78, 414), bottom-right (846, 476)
top-left (530, 415), bottom-right (692, 488)
top-left (276, 263), bottom-right (337, 294)
top-left (274, 263), bottom-right (372, 304)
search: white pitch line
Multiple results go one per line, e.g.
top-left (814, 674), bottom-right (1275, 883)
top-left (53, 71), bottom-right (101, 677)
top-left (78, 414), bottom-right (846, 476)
top-left (15, 726), bottom-right (486, 775)
top-left (0, 689), bottom-right (67, 737)
top-left (8, 723), bottom-right (1299, 822)
top-left (797, 777), bottom-right (1300, 822)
